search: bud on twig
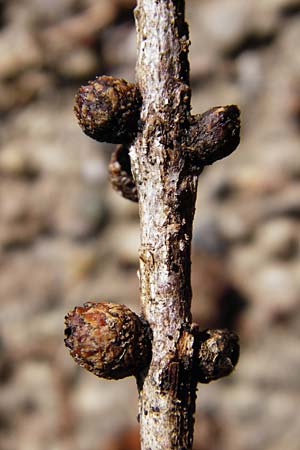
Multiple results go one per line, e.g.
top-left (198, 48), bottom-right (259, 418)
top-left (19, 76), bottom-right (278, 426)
top-left (186, 105), bottom-right (240, 168)
top-left (64, 303), bottom-right (239, 384)
top-left (196, 329), bottom-right (239, 384)
top-left (64, 301), bottom-right (151, 380)
top-left (74, 76), bottom-right (142, 144)
top-left (109, 144), bottom-right (138, 202)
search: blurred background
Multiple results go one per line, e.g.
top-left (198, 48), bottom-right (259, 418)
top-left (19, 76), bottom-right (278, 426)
top-left (0, 0), bottom-right (300, 449)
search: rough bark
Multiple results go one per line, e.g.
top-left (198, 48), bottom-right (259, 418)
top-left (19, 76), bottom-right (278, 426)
top-left (130, 1), bottom-right (198, 448)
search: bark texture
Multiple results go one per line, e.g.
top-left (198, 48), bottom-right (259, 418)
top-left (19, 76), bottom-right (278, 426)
top-left (130, 1), bottom-right (198, 448)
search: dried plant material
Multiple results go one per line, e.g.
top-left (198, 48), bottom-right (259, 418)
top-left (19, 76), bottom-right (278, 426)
top-left (197, 329), bottom-right (240, 383)
top-left (74, 76), bottom-right (142, 144)
top-left (109, 144), bottom-right (138, 202)
top-left (64, 301), bottom-right (151, 380)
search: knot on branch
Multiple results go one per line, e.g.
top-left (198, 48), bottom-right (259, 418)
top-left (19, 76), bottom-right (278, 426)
top-left (64, 301), bottom-right (151, 380)
top-left (74, 76), bottom-right (142, 144)
top-left (65, 303), bottom-right (238, 383)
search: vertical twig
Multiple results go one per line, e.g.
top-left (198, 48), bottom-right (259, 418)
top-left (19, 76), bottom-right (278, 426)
top-left (131, 1), bottom-right (197, 448)
top-left (66, 1), bottom-right (240, 449)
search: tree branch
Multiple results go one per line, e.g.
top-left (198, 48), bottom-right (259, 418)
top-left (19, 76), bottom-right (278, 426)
top-left (131, 2), bottom-right (198, 448)
top-left (131, 2), bottom-right (239, 448)
top-left (65, 1), bottom-right (240, 449)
